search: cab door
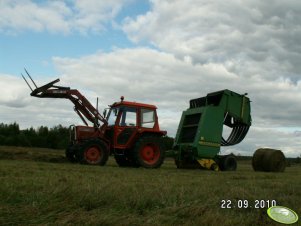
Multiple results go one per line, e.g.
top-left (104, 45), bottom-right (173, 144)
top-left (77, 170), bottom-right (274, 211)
top-left (114, 107), bottom-right (138, 148)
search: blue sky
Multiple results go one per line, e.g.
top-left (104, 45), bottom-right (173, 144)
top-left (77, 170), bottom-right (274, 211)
top-left (1, 0), bottom-right (301, 157)
top-left (0, 0), bottom-right (150, 76)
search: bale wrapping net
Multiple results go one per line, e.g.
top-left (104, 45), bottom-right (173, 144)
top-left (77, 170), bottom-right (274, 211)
top-left (252, 148), bottom-right (286, 172)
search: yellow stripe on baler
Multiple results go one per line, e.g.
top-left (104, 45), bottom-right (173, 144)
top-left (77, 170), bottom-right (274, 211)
top-left (198, 141), bottom-right (221, 147)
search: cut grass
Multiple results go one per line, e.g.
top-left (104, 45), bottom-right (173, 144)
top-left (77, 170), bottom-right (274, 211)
top-left (0, 146), bottom-right (300, 225)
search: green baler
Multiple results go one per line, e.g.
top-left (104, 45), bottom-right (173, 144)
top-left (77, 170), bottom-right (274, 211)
top-left (173, 89), bottom-right (251, 171)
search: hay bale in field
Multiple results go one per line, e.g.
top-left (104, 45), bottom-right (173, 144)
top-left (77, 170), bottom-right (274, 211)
top-left (252, 148), bottom-right (266, 171)
top-left (263, 149), bottom-right (286, 172)
top-left (252, 148), bottom-right (286, 172)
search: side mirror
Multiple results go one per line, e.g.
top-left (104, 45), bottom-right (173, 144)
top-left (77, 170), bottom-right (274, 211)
top-left (103, 109), bottom-right (107, 118)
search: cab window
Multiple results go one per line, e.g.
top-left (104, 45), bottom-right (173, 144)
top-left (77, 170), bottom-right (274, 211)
top-left (119, 107), bottom-right (137, 126)
top-left (107, 108), bottom-right (119, 126)
top-left (141, 108), bottom-right (155, 128)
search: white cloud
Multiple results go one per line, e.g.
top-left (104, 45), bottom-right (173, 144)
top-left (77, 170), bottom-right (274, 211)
top-left (0, 0), bottom-right (72, 34)
top-left (0, 0), bottom-right (128, 34)
top-left (122, 0), bottom-right (301, 82)
top-left (0, 74), bottom-right (31, 107)
top-left (231, 126), bottom-right (301, 158)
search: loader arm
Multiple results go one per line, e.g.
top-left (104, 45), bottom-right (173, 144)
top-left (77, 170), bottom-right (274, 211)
top-left (23, 72), bottom-right (107, 128)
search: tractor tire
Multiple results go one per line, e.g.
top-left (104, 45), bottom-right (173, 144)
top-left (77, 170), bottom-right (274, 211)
top-left (78, 139), bottom-right (109, 166)
top-left (219, 155), bottom-right (237, 171)
top-left (133, 136), bottom-right (165, 168)
top-left (65, 144), bottom-right (78, 163)
top-left (114, 155), bottom-right (140, 168)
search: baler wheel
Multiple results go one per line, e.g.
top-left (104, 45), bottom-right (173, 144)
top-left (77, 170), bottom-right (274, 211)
top-left (219, 155), bottom-right (237, 171)
top-left (133, 136), bottom-right (165, 168)
top-left (79, 139), bottom-right (109, 165)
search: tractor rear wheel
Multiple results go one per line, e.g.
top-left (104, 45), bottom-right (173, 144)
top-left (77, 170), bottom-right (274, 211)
top-left (133, 136), bottom-right (165, 168)
top-left (78, 139), bottom-right (109, 165)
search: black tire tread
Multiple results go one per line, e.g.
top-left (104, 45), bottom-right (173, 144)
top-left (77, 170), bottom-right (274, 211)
top-left (219, 155), bottom-right (237, 171)
top-left (78, 139), bottom-right (109, 166)
top-left (132, 135), bottom-right (165, 168)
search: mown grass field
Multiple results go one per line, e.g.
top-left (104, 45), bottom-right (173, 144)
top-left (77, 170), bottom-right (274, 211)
top-left (0, 146), bottom-right (300, 226)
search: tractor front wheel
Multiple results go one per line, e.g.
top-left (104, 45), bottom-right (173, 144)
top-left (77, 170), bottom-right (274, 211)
top-left (78, 139), bottom-right (109, 166)
top-left (133, 136), bottom-right (165, 168)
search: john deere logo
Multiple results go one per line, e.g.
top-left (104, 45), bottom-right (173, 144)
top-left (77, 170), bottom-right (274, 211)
top-left (267, 206), bottom-right (298, 224)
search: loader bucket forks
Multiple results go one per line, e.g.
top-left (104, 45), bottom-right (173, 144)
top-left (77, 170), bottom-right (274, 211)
top-left (22, 69), bottom-right (107, 129)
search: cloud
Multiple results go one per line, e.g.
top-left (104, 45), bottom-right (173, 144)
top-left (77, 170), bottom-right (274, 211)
top-left (0, 74), bottom-right (31, 107)
top-left (52, 48), bottom-right (238, 109)
top-left (0, 0), bottom-right (128, 34)
top-left (231, 126), bottom-right (301, 158)
top-left (0, 0), bottom-right (72, 34)
top-left (122, 0), bottom-right (301, 82)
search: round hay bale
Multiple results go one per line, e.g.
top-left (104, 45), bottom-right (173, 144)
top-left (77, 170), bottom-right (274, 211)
top-left (252, 148), bottom-right (286, 172)
top-left (252, 148), bottom-right (267, 171)
top-left (263, 149), bottom-right (286, 172)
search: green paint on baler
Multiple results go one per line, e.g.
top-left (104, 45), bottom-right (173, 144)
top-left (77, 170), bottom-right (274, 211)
top-left (174, 89), bottom-right (251, 161)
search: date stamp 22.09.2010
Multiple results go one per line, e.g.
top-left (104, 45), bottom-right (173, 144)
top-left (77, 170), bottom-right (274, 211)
top-left (220, 199), bottom-right (277, 209)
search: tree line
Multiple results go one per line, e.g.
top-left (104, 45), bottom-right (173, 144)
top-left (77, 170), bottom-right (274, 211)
top-left (0, 122), bottom-right (69, 149)
top-left (0, 122), bottom-right (175, 150)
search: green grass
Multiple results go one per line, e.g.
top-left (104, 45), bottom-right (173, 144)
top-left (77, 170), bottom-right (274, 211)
top-left (0, 146), bottom-right (300, 226)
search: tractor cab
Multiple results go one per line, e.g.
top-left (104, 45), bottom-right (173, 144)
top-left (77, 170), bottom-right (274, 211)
top-left (104, 97), bottom-right (166, 151)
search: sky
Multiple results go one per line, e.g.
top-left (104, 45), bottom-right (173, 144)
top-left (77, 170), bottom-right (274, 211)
top-left (1, 0), bottom-right (301, 157)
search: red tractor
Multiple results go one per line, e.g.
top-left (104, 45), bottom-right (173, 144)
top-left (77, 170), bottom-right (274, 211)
top-left (22, 71), bottom-right (166, 168)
